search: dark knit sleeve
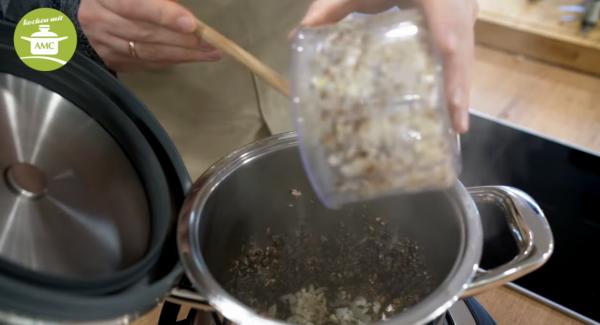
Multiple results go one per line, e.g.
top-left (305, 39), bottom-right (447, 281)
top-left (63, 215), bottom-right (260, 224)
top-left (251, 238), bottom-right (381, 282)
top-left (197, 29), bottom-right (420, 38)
top-left (0, 0), bottom-right (110, 71)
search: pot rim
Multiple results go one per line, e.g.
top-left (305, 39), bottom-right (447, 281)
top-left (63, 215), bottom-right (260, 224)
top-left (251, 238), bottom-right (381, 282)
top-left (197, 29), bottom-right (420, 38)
top-left (178, 131), bottom-right (483, 325)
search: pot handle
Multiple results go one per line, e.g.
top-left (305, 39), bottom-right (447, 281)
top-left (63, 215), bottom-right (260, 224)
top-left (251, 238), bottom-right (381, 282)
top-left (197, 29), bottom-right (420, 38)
top-left (461, 186), bottom-right (554, 297)
top-left (166, 287), bottom-right (216, 312)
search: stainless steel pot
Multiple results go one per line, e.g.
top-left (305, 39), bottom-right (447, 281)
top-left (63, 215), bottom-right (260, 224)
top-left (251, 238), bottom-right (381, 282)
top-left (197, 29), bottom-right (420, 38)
top-left (177, 132), bottom-right (554, 325)
top-left (0, 19), bottom-right (554, 325)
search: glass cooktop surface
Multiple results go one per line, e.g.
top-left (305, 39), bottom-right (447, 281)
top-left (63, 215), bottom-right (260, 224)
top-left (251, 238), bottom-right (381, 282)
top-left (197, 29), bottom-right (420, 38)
top-left (460, 113), bottom-right (600, 323)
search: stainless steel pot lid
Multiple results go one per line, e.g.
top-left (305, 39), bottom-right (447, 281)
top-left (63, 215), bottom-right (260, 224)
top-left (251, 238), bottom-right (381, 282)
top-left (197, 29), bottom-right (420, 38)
top-left (0, 73), bottom-right (151, 278)
top-left (0, 18), bottom-right (188, 319)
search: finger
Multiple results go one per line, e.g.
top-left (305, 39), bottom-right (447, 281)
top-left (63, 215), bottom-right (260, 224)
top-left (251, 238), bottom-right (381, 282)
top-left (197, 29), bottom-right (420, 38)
top-left (438, 30), bottom-right (473, 133)
top-left (98, 8), bottom-right (215, 51)
top-left (300, 0), bottom-right (398, 26)
top-left (93, 44), bottom-right (143, 71)
top-left (135, 43), bottom-right (223, 62)
top-left (354, 0), bottom-right (403, 14)
top-left (292, 0), bottom-right (397, 39)
top-left (123, 39), bottom-right (222, 63)
top-left (444, 24), bottom-right (475, 133)
top-left (443, 53), bottom-right (471, 133)
top-left (433, 21), bottom-right (472, 133)
top-left (98, 0), bottom-right (197, 33)
top-left (95, 34), bottom-right (222, 64)
top-left (420, 0), bottom-right (474, 133)
top-left (301, 0), bottom-right (359, 26)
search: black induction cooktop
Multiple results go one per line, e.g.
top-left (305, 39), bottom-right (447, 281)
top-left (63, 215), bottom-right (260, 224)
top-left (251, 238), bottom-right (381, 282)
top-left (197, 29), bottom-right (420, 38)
top-left (460, 113), bottom-right (600, 324)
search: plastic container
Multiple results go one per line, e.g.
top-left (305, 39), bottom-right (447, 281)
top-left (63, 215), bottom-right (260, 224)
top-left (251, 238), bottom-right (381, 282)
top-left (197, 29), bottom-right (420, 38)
top-left (290, 9), bottom-right (460, 208)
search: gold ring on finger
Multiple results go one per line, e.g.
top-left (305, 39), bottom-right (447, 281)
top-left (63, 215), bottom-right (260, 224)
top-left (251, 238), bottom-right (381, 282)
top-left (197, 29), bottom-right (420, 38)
top-left (128, 41), bottom-right (138, 59)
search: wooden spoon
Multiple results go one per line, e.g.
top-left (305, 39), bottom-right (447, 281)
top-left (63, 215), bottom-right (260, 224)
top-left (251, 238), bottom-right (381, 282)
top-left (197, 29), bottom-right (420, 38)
top-left (193, 18), bottom-right (290, 98)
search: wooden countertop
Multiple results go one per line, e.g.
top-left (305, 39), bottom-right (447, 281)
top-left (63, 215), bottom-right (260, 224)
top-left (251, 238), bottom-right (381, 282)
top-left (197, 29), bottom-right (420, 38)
top-left (133, 46), bottom-right (598, 324)
top-left (476, 0), bottom-right (600, 76)
top-left (471, 46), bottom-right (600, 154)
top-left (477, 287), bottom-right (584, 325)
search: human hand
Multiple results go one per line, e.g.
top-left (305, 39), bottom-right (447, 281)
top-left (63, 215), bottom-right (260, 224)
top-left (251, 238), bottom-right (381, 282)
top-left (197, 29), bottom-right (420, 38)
top-left (298, 0), bottom-right (478, 133)
top-left (78, 0), bottom-right (223, 72)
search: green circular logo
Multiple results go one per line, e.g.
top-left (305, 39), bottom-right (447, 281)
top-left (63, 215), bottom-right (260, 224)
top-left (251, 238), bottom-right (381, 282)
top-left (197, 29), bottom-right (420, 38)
top-left (14, 8), bottom-right (77, 71)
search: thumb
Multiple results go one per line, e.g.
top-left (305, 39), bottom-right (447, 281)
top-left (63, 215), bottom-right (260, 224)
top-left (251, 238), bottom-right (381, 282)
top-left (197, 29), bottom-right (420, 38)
top-left (301, 0), bottom-right (401, 26)
top-left (301, 0), bottom-right (359, 27)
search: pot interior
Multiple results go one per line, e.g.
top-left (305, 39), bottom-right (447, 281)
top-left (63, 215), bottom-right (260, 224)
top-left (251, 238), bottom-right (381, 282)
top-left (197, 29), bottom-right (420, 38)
top-left (198, 145), bottom-right (466, 322)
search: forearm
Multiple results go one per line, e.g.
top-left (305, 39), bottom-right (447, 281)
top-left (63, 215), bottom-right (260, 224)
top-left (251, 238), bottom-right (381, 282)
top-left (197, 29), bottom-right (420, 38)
top-left (0, 0), bottom-right (107, 70)
top-left (1, 1), bottom-right (72, 24)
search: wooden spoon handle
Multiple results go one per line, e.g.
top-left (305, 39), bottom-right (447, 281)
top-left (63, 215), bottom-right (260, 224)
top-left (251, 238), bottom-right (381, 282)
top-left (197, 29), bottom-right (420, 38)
top-left (194, 18), bottom-right (290, 98)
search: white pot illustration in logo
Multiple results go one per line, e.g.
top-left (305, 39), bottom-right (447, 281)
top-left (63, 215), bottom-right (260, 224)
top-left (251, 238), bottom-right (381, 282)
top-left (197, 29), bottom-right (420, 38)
top-left (20, 25), bottom-right (68, 55)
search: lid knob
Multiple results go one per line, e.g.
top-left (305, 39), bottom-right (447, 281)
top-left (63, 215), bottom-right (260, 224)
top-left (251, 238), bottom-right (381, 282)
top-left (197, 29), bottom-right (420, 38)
top-left (4, 163), bottom-right (48, 198)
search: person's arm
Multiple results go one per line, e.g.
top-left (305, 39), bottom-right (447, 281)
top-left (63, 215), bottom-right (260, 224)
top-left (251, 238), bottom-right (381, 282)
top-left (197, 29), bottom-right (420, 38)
top-left (78, 0), bottom-right (222, 72)
top-left (1, 0), bottom-right (223, 72)
top-left (0, 0), bottom-right (52, 22)
top-left (299, 0), bottom-right (478, 133)
top-left (0, 0), bottom-right (107, 69)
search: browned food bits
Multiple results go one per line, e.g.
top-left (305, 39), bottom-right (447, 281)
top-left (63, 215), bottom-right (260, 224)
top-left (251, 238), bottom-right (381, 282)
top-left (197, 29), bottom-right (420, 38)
top-left (224, 214), bottom-right (433, 325)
